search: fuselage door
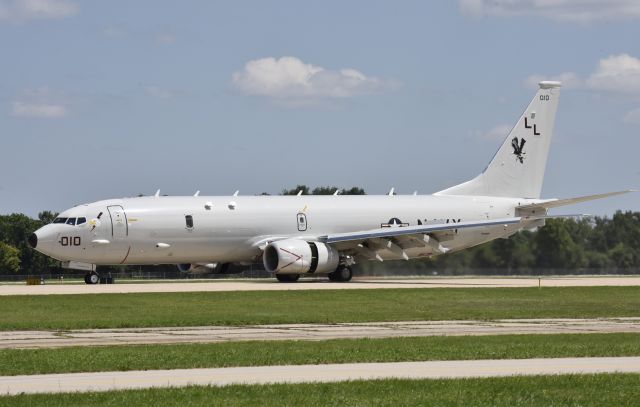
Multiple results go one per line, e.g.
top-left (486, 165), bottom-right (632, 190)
top-left (107, 205), bottom-right (128, 239)
top-left (297, 213), bottom-right (308, 232)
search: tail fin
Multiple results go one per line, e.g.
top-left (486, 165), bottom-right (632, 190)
top-left (437, 81), bottom-right (561, 199)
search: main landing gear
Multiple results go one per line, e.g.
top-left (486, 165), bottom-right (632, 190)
top-left (84, 271), bottom-right (99, 285)
top-left (276, 274), bottom-right (300, 283)
top-left (328, 265), bottom-right (352, 282)
top-left (274, 265), bottom-right (353, 283)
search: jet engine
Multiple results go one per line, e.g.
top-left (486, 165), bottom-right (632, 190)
top-left (263, 239), bottom-right (339, 274)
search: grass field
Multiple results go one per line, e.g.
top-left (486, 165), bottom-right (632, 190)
top-left (1, 286), bottom-right (639, 330)
top-left (1, 374), bottom-right (639, 406)
top-left (1, 333), bottom-right (639, 376)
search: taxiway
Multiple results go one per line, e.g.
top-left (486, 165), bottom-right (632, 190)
top-left (1, 357), bottom-right (638, 395)
top-left (2, 276), bottom-right (639, 296)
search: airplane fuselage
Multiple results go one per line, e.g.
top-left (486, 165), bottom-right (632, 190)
top-left (32, 194), bottom-right (537, 266)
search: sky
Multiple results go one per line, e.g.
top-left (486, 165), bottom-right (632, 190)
top-left (1, 0), bottom-right (639, 217)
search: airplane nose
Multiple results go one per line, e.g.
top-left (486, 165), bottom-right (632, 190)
top-left (28, 233), bottom-right (38, 249)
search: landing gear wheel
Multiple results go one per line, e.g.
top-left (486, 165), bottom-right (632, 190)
top-left (85, 272), bottom-right (100, 285)
top-left (276, 274), bottom-right (300, 283)
top-left (329, 266), bottom-right (352, 282)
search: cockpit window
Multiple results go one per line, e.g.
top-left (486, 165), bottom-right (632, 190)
top-left (76, 217), bottom-right (86, 226)
top-left (66, 218), bottom-right (77, 225)
top-left (53, 217), bottom-right (67, 224)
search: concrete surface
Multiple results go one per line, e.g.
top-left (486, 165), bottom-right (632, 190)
top-left (2, 276), bottom-right (640, 296)
top-left (1, 357), bottom-right (639, 395)
top-left (2, 318), bottom-right (639, 349)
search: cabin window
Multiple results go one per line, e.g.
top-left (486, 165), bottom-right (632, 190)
top-left (185, 215), bottom-right (194, 229)
top-left (66, 218), bottom-right (77, 225)
top-left (53, 217), bottom-right (67, 224)
top-left (76, 217), bottom-right (87, 226)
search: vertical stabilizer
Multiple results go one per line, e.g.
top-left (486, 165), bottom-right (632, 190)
top-left (437, 81), bottom-right (561, 199)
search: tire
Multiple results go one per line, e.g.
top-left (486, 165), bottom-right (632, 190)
top-left (88, 272), bottom-right (100, 285)
top-left (330, 266), bottom-right (352, 282)
top-left (276, 274), bottom-right (300, 283)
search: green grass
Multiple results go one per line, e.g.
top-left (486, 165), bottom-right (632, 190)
top-left (2, 374), bottom-right (639, 406)
top-left (1, 333), bottom-right (639, 376)
top-left (0, 286), bottom-right (639, 330)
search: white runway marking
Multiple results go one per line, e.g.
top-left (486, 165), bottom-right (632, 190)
top-left (1, 357), bottom-right (639, 395)
top-left (2, 276), bottom-right (640, 296)
top-left (2, 318), bottom-right (640, 349)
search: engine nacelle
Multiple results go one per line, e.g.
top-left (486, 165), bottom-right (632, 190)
top-left (263, 239), bottom-right (339, 275)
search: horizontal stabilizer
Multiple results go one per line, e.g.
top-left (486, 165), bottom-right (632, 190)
top-left (517, 190), bottom-right (635, 212)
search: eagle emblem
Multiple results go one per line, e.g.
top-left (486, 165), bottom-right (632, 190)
top-left (511, 137), bottom-right (526, 164)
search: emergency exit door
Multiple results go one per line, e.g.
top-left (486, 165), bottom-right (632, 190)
top-left (297, 213), bottom-right (307, 232)
top-left (107, 205), bottom-right (128, 238)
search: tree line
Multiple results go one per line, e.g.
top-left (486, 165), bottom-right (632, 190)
top-left (0, 186), bottom-right (638, 274)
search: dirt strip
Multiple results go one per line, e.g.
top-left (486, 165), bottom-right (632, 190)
top-left (2, 318), bottom-right (639, 349)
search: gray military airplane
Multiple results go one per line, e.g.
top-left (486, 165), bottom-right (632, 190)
top-left (30, 81), bottom-right (631, 283)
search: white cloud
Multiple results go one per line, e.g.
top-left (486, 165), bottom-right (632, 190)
top-left (0, 0), bottom-right (77, 22)
top-left (11, 101), bottom-right (66, 118)
top-left (524, 54), bottom-right (640, 97)
top-left (624, 107), bottom-right (640, 124)
top-left (524, 72), bottom-right (581, 90)
top-left (10, 87), bottom-right (67, 118)
top-left (586, 54), bottom-right (640, 95)
top-left (460, 0), bottom-right (640, 22)
top-left (232, 56), bottom-right (396, 101)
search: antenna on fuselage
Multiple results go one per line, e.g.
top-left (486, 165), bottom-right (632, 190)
top-left (194, 190), bottom-right (200, 197)
top-left (413, 190), bottom-right (418, 196)
top-left (233, 190), bottom-right (239, 197)
top-left (388, 187), bottom-right (395, 196)
top-left (297, 190), bottom-right (303, 196)
top-left (333, 189), bottom-right (341, 196)
top-left (154, 189), bottom-right (161, 197)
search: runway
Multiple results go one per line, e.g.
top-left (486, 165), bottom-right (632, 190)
top-left (1, 357), bottom-right (638, 395)
top-left (2, 276), bottom-right (640, 296)
top-left (2, 318), bottom-right (639, 349)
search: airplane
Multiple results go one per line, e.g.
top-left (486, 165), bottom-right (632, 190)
top-left (29, 81), bottom-right (633, 284)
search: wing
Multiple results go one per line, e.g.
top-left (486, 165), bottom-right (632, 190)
top-left (318, 217), bottom-right (522, 261)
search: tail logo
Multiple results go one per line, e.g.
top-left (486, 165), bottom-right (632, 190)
top-left (511, 137), bottom-right (526, 163)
